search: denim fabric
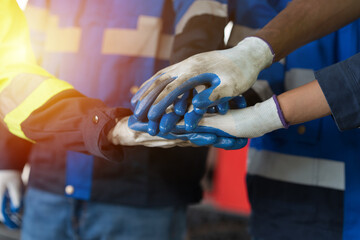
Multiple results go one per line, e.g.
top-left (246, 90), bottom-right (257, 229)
top-left (21, 188), bottom-right (186, 240)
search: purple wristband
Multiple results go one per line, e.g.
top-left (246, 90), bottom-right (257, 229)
top-left (272, 95), bottom-right (289, 129)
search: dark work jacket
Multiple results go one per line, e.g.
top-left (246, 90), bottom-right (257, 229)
top-left (5, 0), bottom-right (227, 207)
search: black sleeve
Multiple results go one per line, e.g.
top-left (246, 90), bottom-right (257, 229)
top-left (170, 14), bottom-right (227, 64)
top-left (315, 52), bottom-right (360, 131)
top-left (21, 89), bottom-right (132, 162)
top-left (0, 123), bottom-right (32, 170)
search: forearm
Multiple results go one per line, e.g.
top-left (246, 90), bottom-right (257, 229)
top-left (256, 0), bottom-right (360, 61)
top-left (278, 80), bottom-right (330, 125)
top-left (0, 124), bottom-right (31, 171)
top-left (21, 90), bottom-right (132, 160)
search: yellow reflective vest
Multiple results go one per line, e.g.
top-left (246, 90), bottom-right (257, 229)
top-left (0, 0), bottom-right (130, 160)
top-left (0, 0), bottom-right (73, 141)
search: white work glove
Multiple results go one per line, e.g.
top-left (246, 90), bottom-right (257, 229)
top-left (108, 116), bottom-right (206, 148)
top-left (0, 170), bottom-right (22, 229)
top-left (133, 37), bottom-right (274, 122)
top-left (176, 96), bottom-right (289, 139)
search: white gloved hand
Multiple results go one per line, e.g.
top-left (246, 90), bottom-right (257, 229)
top-left (108, 116), bottom-right (199, 148)
top-left (178, 96), bottom-right (289, 139)
top-left (0, 170), bottom-right (22, 223)
top-left (133, 37), bottom-right (274, 122)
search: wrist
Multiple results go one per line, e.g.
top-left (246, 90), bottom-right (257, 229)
top-left (230, 37), bottom-right (275, 69)
top-left (272, 95), bottom-right (289, 128)
top-left (227, 97), bottom-right (287, 138)
top-left (253, 97), bottom-right (288, 133)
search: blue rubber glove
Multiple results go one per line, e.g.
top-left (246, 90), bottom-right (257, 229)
top-left (172, 96), bottom-right (289, 141)
top-left (0, 170), bottom-right (23, 229)
top-left (128, 115), bottom-right (246, 149)
top-left (109, 116), bottom-right (221, 148)
top-left (2, 191), bottom-right (22, 229)
top-left (160, 95), bottom-right (247, 133)
top-left (183, 95), bottom-right (247, 132)
top-left (165, 116), bottom-right (248, 150)
top-left (133, 37), bottom-right (274, 122)
top-left (129, 115), bottom-right (217, 147)
top-left (134, 86), bottom-right (233, 135)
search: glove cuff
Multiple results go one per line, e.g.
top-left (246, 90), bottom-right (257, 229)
top-left (272, 95), bottom-right (289, 129)
top-left (253, 36), bottom-right (276, 63)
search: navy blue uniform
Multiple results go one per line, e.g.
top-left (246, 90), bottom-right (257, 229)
top-left (229, 0), bottom-right (360, 239)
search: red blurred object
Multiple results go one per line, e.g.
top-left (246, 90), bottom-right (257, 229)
top-left (207, 144), bottom-right (251, 215)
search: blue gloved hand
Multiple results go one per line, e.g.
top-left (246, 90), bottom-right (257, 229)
top-left (131, 81), bottom-right (248, 150)
top-left (134, 82), bottom-right (246, 135)
top-left (161, 95), bottom-right (248, 150)
top-left (129, 115), bottom-right (216, 147)
top-left (172, 96), bottom-right (289, 141)
top-left (2, 191), bottom-right (22, 229)
top-left (133, 86), bottom-right (232, 135)
top-left (109, 115), bottom-right (219, 148)
top-left (133, 37), bottom-right (274, 122)
top-left (159, 95), bottom-right (247, 133)
top-left (128, 115), bottom-right (246, 150)
top-left (182, 95), bottom-right (247, 132)
top-left (0, 170), bottom-right (23, 229)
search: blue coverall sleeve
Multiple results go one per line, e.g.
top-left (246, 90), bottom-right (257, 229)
top-left (315, 52), bottom-right (360, 131)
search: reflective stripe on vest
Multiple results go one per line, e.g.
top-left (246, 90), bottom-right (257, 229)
top-left (102, 15), bottom-right (173, 60)
top-left (284, 68), bottom-right (315, 90)
top-left (0, 2), bottom-right (74, 142)
top-left (0, 72), bottom-right (73, 142)
top-left (45, 15), bottom-right (81, 53)
top-left (24, 5), bottom-right (49, 32)
top-left (250, 80), bottom-right (274, 101)
top-left (175, 0), bottom-right (227, 35)
top-left (248, 148), bottom-right (345, 190)
top-left (26, 6), bottom-right (82, 53)
top-left (27, 6), bottom-right (174, 59)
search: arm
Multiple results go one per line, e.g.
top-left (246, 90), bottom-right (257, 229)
top-left (315, 52), bottom-right (360, 130)
top-left (0, 124), bottom-right (31, 229)
top-left (256, 0), bottom-right (360, 61)
top-left (133, 0), bottom-right (360, 121)
top-left (278, 80), bottom-right (330, 125)
top-left (0, 1), bottom-right (138, 161)
top-left (1, 1), bottom-right (209, 159)
top-left (0, 124), bottom-right (31, 171)
top-left (280, 52), bottom-right (360, 129)
top-left (185, 52), bottom-right (360, 139)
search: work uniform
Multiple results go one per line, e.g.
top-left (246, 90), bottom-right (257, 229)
top-left (316, 52), bottom-right (360, 131)
top-left (1, 0), bottom-right (228, 239)
top-left (0, 124), bottom-right (31, 172)
top-left (229, 0), bottom-right (360, 239)
top-left (0, 0), bottom-right (129, 160)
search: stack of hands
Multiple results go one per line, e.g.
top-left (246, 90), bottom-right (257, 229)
top-left (108, 37), bottom-right (289, 150)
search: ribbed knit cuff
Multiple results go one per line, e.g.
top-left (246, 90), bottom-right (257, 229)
top-left (272, 95), bottom-right (289, 129)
